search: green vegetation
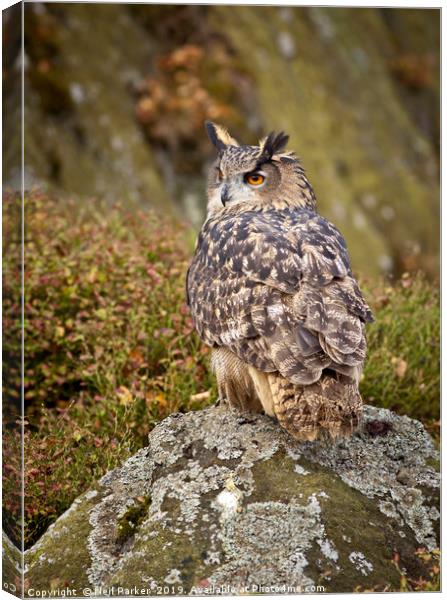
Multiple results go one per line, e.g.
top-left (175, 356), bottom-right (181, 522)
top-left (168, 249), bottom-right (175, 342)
top-left (395, 548), bottom-right (441, 592)
top-left (2, 192), bottom-right (439, 549)
top-left (116, 496), bottom-right (152, 545)
top-left (3, 190), bottom-right (214, 548)
top-left (356, 548), bottom-right (440, 593)
top-left (361, 274), bottom-right (440, 423)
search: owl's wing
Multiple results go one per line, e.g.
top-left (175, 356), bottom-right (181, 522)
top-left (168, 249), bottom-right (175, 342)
top-left (187, 209), bottom-right (373, 384)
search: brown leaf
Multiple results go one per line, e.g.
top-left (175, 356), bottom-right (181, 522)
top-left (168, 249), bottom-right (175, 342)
top-left (190, 391), bottom-right (210, 402)
top-left (116, 386), bottom-right (133, 406)
top-left (391, 357), bottom-right (408, 379)
top-left (145, 391), bottom-right (167, 408)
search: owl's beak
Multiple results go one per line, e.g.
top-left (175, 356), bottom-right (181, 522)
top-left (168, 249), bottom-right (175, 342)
top-left (221, 185), bottom-right (231, 207)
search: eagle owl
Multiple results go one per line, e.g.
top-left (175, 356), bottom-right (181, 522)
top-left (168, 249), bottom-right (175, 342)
top-left (186, 122), bottom-right (374, 441)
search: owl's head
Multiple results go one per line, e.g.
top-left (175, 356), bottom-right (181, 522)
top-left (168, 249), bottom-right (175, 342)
top-left (204, 122), bottom-right (316, 216)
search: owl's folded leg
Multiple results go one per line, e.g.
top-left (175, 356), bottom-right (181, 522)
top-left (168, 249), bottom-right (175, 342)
top-left (247, 366), bottom-right (276, 417)
top-left (211, 347), bottom-right (263, 413)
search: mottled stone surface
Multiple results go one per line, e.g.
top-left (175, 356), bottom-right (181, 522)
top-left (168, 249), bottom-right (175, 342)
top-left (24, 405), bottom-right (439, 595)
top-left (2, 533), bottom-right (22, 598)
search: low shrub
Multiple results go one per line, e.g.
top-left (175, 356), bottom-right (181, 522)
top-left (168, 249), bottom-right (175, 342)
top-left (3, 190), bottom-right (214, 547)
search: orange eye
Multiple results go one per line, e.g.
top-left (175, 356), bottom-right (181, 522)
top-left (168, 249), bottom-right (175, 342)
top-left (245, 173), bottom-right (265, 186)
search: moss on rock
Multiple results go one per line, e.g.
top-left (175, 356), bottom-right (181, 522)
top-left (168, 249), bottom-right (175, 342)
top-left (25, 487), bottom-right (102, 591)
top-left (2, 533), bottom-right (22, 598)
top-left (115, 496), bottom-right (152, 546)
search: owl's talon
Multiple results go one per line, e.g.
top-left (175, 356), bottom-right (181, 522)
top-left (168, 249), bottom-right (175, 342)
top-left (215, 395), bottom-right (229, 407)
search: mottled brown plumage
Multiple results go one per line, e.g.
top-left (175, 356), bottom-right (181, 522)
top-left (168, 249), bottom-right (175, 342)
top-left (187, 122), bottom-right (374, 441)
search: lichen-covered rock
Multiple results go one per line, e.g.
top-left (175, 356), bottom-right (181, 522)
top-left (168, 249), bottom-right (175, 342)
top-left (25, 405), bottom-right (439, 595)
top-left (2, 533), bottom-right (22, 598)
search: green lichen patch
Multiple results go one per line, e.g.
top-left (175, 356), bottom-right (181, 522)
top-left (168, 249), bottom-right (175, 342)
top-left (108, 491), bottom-right (221, 590)
top-left (304, 474), bottom-right (403, 590)
top-left (25, 487), bottom-right (103, 593)
top-left (115, 496), bottom-right (152, 546)
top-left (2, 533), bottom-right (22, 598)
top-left (248, 450), bottom-right (304, 504)
top-left (247, 450), bottom-right (420, 591)
top-left (425, 456), bottom-right (440, 471)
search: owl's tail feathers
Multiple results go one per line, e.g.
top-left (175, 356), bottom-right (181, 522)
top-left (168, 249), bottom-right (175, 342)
top-left (269, 371), bottom-right (362, 442)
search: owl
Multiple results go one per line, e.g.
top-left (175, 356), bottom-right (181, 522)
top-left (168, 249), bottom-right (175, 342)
top-left (186, 122), bottom-right (374, 441)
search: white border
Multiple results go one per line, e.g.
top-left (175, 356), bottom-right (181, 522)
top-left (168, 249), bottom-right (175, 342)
top-left (0, 1), bottom-right (442, 600)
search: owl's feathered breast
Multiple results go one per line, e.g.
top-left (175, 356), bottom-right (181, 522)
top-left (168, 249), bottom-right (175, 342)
top-left (187, 205), bottom-right (373, 385)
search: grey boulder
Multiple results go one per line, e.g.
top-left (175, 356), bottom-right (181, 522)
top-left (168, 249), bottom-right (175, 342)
top-left (24, 404), bottom-right (439, 595)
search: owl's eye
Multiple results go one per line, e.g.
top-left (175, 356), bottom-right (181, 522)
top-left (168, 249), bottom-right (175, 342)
top-left (216, 167), bottom-right (224, 182)
top-left (244, 172), bottom-right (266, 186)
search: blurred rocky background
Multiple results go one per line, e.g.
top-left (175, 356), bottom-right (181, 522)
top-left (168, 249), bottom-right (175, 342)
top-left (3, 3), bottom-right (440, 278)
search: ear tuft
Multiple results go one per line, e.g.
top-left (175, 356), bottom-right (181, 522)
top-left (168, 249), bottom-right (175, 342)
top-left (260, 131), bottom-right (289, 159)
top-left (205, 121), bottom-right (239, 150)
